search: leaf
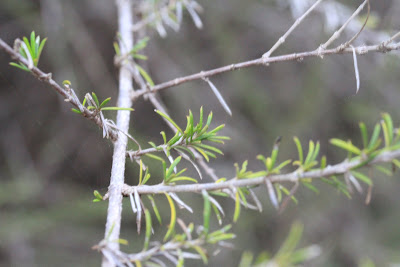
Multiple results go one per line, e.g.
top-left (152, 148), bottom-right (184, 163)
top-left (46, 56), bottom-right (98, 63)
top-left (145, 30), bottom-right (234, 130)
top-left (193, 246), bottom-right (208, 264)
top-left (304, 141), bottom-right (315, 166)
top-left (136, 64), bottom-right (154, 86)
top-left (71, 108), bottom-right (82, 114)
top-left (301, 181), bottom-right (319, 194)
top-left (270, 159), bottom-right (291, 174)
top-left (147, 195), bottom-right (162, 225)
top-left (91, 92), bottom-right (100, 107)
top-left (132, 54), bottom-right (148, 60)
top-left (382, 112), bottom-right (394, 146)
top-left (9, 62), bottom-right (30, 72)
top-left (145, 153), bottom-right (165, 163)
top-left (93, 190), bottom-right (103, 202)
top-left (193, 146), bottom-right (210, 162)
top-left (113, 42), bottom-right (120, 55)
top-left (143, 209), bottom-right (152, 251)
top-left (165, 156), bottom-right (182, 180)
top-left (233, 191), bottom-right (241, 223)
top-left (167, 176), bottom-right (198, 184)
top-left (37, 38), bottom-right (47, 62)
top-left (100, 107), bottom-right (134, 111)
top-left (155, 110), bottom-right (183, 133)
top-left (202, 190), bottom-right (211, 236)
top-left (138, 160), bottom-right (144, 185)
top-left (100, 97), bottom-right (112, 108)
top-left (160, 131), bottom-right (167, 144)
top-left (293, 137), bottom-right (303, 165)
top-left (131, 37), bottom-right (150, 53)
top-left (359, 122), bottom-right (368, 149)
top-left (142, 169), bottom-right (151, 185)
top-left (174, 146), bottom-right (195, 159)
top-left (195, 143), bottom-right (223, 155)
top-left (368, 124), bottom-right (381, 151)
top-left (351, 171), bottom-right (372, 185)
top-left (330, 138), bottom-right (361, 155)
top-left (164, 193), bottom-right (176, 241)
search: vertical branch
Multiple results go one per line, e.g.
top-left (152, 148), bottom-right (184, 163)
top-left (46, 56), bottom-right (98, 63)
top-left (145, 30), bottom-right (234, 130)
top-left (102, 0), bottom-right (134, 266)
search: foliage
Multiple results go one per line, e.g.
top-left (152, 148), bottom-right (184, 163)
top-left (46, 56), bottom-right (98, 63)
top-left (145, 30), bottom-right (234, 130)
top-left (9, 31), bottom-right (46, 71)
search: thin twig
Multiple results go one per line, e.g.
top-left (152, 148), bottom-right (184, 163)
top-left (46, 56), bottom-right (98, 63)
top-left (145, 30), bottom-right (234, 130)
top-left (131, 42), bottom-right (400, 100)
top-left (262, 0), bottom-right (324, 58)
top-left (320, 0), bottom-right (369, 50)
top-left (117, 148), bottom-right (400, 195)
top-left (0, 38), bottom-right (119, 141)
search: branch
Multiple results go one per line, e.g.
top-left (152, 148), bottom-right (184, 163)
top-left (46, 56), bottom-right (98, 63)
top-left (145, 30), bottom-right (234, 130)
top-left (0, 38), bottom-right (119, 141)
top-left (118, 148), bottom-right (400, 195)
top-left (262, 0), bottom-right (324, 58)
top-left (102, 0), bottom-right (135, 266)
top-left (132, 42), bottom-right (400, 100)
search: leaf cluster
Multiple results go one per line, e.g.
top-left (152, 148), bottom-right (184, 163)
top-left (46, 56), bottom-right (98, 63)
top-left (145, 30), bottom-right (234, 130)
top-left (10, 31), bottom-right (47, 71)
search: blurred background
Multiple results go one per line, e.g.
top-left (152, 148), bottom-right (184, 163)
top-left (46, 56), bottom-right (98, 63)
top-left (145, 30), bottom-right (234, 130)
top-left (1, 0), bottom-right (400, 266)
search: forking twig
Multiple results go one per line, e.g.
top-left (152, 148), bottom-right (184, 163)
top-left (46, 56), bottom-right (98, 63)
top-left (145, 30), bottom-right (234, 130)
top-left (263, 0), bottom-right (324, 59)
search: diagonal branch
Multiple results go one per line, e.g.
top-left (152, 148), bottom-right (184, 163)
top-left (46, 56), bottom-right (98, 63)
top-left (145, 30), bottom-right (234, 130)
top-left (131, 42), bottom-right (400, 100)
top-left (0, 38), bottom-right (119, 141)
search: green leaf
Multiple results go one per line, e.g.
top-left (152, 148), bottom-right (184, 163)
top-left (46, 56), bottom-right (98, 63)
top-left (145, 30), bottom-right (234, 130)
top-left (164, 193), bottom-right (176, 241)
top-left (138, 160), bottom-right (144, 185)
top-left (132, 54), bottom-right (148, 60)
top-left (351, 171), bottom-right (372, 185)
top-left (382, 112), bottom-right (394, 146)
top-left (167, 176), bottom-right (198, 184)
top-left (9, 62), bottom-right (30, 72)
top-left (91, 92), bottom-right (100, 107)
top-left (131, 37), bottom-right (150, 53)
top-left (330, 138), bottom-right (361, 155)
top-left (368, 124), bottom-right (381, 151)
top-left (160, 131), bottom-right (167, 144)
top-left (211, 202), bottom-right (223, 225)
top-left (155, 110), bottom-right (182, 133)
top-left (142, 169), bottom-right (151, 185)
top-left (147, 195), bottom-right (162, 225)
top-left (301, 181), bottom-right (319, 194)
top-left (202, 190), bottom-right (211, 236)
top-left (274, 159), bottom-right (292, 172)
top-left (93, 190), bottom-right (103, 202)
top-left (37, 38), bottom-right (47, 63)
top-left (233, 191), bottom-right (241, 223)
top-left (304, 140), bottom-right (315, 166)
top-left (100, 107), bottom-right (134, 111)
top-left (165, 156), bottom-right (182, 180)
top-left (99, 97), bottom-right (112, 108)
top-left (193, 246), bottom-right (208, 264)
top-left (113, 42), bottom-right (120, 55)
top-left (239, 251), bottom-right (254, 267)
top-left (359, 122), bottom-right (368, 149)
top-left (206, 111), bottom-right (213, 127)
top-left (143, 209), bottom-right (152, 251)
top-left (198, 106), bottom-right (204, 130)
top-left (145, 153), bottom-right (165, 163)
top-left (320, 155), bottom-right (327, 169)
top-left (167, 131), bottom-right (181, 146)
top-left (193, 146), bottom-right (210, 162)
top-left (375, 165), bottom-right (392, 176)
top-left (207, 233), bottom-right (236, 244)
top-left (136, 64), bottom-right (154, 86)
top-left (195, 143), bottom-right (223, 155)
top-left (174, 146), bottom-right (195, 159)
top-left (293, 137), bottom-right (303, 165)
top-left (71, 108), bottom-right (82, 114)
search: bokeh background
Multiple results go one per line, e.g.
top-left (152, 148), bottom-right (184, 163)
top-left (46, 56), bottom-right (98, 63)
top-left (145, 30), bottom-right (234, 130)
top-left (1, 0), bottom-right (400, 266)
